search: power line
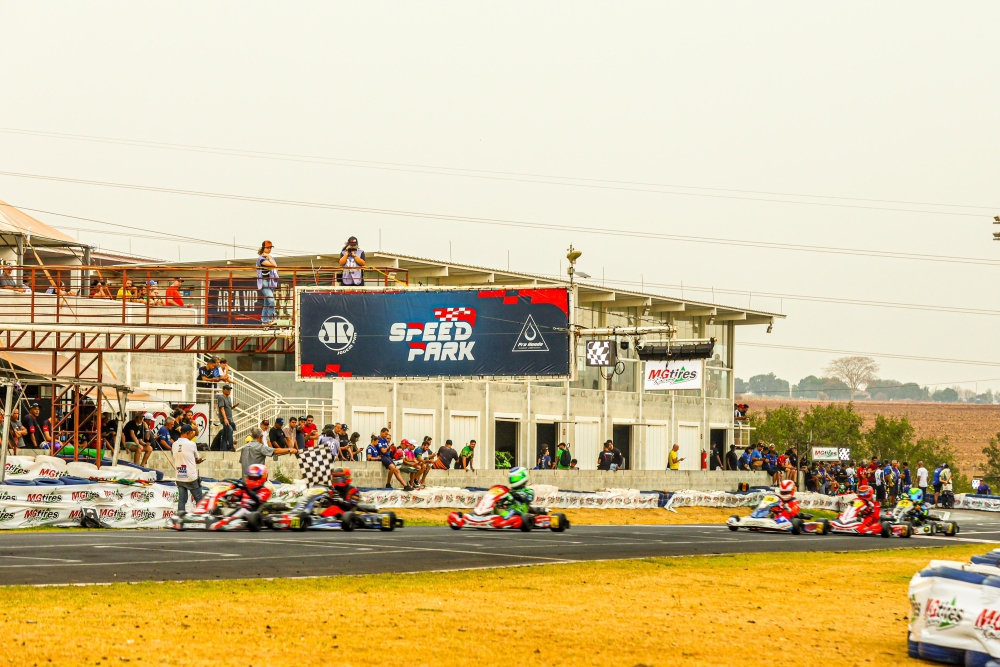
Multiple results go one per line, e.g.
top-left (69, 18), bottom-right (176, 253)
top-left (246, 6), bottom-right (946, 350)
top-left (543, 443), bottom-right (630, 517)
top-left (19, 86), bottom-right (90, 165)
top-left (1, 126), bottom-right (995, 216)
top-left (3, 170), bottom-right (1000, 268)
top-left (741, 342), bottom-right (1000, 368)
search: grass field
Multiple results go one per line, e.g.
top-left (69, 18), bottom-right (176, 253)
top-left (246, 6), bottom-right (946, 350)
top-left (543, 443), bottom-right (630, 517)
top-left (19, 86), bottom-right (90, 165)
top-left (3, 544), bottom-right (985, 667)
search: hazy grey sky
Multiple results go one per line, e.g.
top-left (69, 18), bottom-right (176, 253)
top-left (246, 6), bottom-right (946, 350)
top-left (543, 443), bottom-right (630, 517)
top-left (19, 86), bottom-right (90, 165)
top-left (1, 2), bottom-right (998, 390)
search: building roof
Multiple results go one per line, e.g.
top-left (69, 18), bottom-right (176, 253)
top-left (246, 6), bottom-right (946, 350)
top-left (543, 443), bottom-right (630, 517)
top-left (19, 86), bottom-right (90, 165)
top-left (0, 200), bottom-right (81, 246)
top-left (132, 249), bottom-right (783, 326)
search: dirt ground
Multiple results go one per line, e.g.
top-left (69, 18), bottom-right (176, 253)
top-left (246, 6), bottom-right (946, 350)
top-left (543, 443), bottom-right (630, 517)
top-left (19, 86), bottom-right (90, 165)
top-left (749, 397), bottom-right (1000, 471)
top-left (3, 544), bottom-right (985, 667)
top-left (396, 506), bottom-right (752, 526)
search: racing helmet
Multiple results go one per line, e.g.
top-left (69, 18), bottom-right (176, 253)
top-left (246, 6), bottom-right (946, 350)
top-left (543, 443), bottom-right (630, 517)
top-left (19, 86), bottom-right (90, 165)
top-left (908, 487), bottom-right (923, 503)
top-left (508, 467), bottom-right (529, 490)
top-left (778, 480), bottom-right (796, 501)
top-left (331, 466), bottom-right (352, 488)
top-left (246, 464), bottom-right (268, 491)
top-left (857, 484), bottom-right (873, 501)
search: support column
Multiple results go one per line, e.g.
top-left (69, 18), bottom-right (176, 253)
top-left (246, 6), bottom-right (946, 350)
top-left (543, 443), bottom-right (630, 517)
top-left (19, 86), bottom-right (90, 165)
top-left (0, 382), bottom-right (13, 483)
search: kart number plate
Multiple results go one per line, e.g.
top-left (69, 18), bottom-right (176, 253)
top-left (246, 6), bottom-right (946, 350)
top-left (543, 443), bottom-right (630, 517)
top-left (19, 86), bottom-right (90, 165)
top-left (290, 517), bottom-right (300, 529)
top-left (187, 523), bottom-right (206, 529)
top-left (742, 519), bottom-right (769, 528)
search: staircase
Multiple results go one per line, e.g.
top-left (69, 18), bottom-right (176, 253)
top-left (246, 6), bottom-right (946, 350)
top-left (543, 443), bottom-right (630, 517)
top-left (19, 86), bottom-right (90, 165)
top-left (196, 354), bottom-right (338, 444)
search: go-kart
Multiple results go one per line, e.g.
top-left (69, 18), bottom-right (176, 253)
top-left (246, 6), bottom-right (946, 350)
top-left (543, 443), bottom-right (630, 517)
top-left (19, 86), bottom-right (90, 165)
top-left (168, 479), bottom-right (277, 531)
top-left (830, 498), bottom-right (912, 538)
top-left (726, 494), bottom-right (829, 535)
top-left (890, 498), bottom-right (960, 536)
top-left (446, 485), bottom-right (569, 532)
top-left (263, 486), bottom-right (404, 532)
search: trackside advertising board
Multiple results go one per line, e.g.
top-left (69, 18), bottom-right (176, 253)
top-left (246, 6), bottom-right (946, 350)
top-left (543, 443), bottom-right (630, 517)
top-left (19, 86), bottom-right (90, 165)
top-left (296, 287), bottom-right (571, 380)
top-left (643, 360), bottom-right (703, 391)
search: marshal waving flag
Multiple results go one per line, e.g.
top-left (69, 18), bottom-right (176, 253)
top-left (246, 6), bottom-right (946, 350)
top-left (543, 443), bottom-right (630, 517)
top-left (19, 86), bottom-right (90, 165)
top-left (297, 287), bottom-right (570, 380)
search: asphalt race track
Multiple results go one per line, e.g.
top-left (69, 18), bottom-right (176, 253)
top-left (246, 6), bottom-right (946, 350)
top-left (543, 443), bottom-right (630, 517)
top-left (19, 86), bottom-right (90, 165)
top-left (3, 510), bottom-right (1000, 587)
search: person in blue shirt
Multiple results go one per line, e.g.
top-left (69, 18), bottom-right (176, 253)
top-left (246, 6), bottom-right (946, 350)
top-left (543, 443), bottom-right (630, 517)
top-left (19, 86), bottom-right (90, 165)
top-left (738, 447), bottom-right (752, 471)
top-left (377, 428), bottom-right (409, 491)
top-left (977, 480), bottom-right (992, 496)
top-left (933, 464), bottom-right (943, 506)
top-left (750, 443), bottom-right (764, 471)
top-left (366, 434), bottom-right (380, 461)
top-left (155, 418), bottom-right (175, 452)
top-left (816, 463), bottom-right (829, 495)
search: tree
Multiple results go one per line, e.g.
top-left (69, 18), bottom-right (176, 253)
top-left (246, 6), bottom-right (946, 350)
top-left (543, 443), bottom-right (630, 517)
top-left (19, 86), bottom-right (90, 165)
top-left (748, 373), bottom-right (790, 396)
top-left (932, 387), bottom-right (960, 403)
top-left (824, 356), bottom-right (879, 401)
top-left (802, 402), bottom-right (864, 449)
top-left (734, 377), bottom-right (749, 394)
top-left (793, 375), bottom-right (851, 401)
top-left (982, 433), bottom-right (1000, 486)
top-left (861, 414), bottom-right (916, 461)
top-left (748, 405), bottom-right (803, 450)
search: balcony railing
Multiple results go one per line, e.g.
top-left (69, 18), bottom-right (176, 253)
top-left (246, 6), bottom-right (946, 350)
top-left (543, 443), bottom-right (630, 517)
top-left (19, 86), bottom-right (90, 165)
top-left (0, 264), bottom-right (408, 329)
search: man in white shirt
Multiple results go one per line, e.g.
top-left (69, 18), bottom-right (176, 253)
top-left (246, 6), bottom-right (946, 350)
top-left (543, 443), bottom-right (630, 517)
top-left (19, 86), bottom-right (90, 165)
top-left (916, 461), bottom-right (929, 498)
top-left (172, 424), bottom-right (205, 514)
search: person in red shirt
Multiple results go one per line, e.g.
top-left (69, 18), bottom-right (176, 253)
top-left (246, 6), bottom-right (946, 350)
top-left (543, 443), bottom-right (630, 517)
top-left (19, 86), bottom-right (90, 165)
top-left (164, 278), bottom-right (185, 307)
top-left (301, 415), bottom-right (319, 448)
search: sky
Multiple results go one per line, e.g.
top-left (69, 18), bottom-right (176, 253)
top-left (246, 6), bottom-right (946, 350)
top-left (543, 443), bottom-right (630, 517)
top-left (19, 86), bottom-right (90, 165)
top-left (1, 2), bottom-right (998, 391)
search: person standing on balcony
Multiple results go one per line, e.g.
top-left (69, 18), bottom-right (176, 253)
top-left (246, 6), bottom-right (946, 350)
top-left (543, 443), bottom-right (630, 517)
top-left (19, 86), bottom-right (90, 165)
top-left (164, 278), bottom-right (185, 306)
top-left (338, 236), bottom-right (366, 286)
top-left (215, 358), bottom-right (232, 384)
top-left (256, 240), bottom-right (279, 325)
top-left (0, 261), bottom-right (26, 293)
top-left (217, 384), bottom-right (236, 452)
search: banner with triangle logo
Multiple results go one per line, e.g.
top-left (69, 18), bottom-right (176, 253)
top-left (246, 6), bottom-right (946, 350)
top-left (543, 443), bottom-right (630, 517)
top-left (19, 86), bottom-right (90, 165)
top-left (512, 315), bottom-right (549, 352)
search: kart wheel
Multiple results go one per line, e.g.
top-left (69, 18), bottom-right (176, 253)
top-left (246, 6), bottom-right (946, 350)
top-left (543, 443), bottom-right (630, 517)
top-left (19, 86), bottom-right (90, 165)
top-left (728, 515), bottom-right (740, 531)
top-left (247, 512), bottom-right (262, 533)
top-left (880, 521), bottom-right (891, 538)
top-left (550, 513), bottom-right (568, 533)
top-left (292, 514), bottom-right (311, 532)
top-left (340, 511), bottom-right (356, 531)
top-left (380, 511), bottom-right (397, 532)
top-left (518, 512), bottom-right (533, 532)
top-left (945, 523), bottom-right (959, 537)
top-left (791, 518), bottom-right (804, 535)
top-left (818, 519), bottom-right (830, 535)
top-left (901, 524), bottom-right (913, 538)
top-left (449, 512), bottom-right (463, 530)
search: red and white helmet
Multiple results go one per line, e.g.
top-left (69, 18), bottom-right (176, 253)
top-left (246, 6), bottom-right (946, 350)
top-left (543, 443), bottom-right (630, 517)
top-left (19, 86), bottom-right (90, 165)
top-left (857, 484), bottom-right (873, 502)
top-left (246, 464), bottom-right (268, 491)
top-left (778, 480), bottom-right (796, 501)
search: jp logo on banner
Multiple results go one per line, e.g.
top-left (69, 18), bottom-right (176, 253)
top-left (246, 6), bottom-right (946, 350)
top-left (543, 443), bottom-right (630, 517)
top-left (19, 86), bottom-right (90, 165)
top-left (319, 316), bottom-right (357, 354)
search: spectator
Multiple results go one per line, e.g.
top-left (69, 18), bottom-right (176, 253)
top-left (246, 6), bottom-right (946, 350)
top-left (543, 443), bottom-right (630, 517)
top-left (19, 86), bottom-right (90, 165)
top-left (536, 446), bottom-right (551, 471)
top-left (570, 458), bottom-right (579, 470)
top-left (804, 464), bottom-right (816, 493)
top-left (197, 358), bottom-right (219, 390)
top-left (6, 407), bottom-right (27, 453)
top-left (932, 463), bottom-right (943, 506)
top-left (331, 423), bottom-right (350, 460)
top-left (599, 441), bottom-right (616, 471)
top-left (256, 240), bottom-right (279, 324)
top-left (977, 480), bottom-right (992, 496)
top-left (239, 426), bottom-right (297, 477)
top-left (667, 443), bottom-right (683, 471)
top-left (116, 278), bottom-right (137, 302)
top-left (283, 417), bottom-right (297, 447)
top-left (217, 384), bottom-right (236, 452)
top-left (173, 424), bottom-right (204, 514)
top-left (416, 439), bottom-right (436, 485)
top-left (901, 462), bottom-right (912, 491)
top-left (215, 358), bottom-right (232, 384)
top-left (376, 428), bottom-right (409, 490)
top-left (556, 443), bottom-right (572, 470)
top-left (294, 417), bottom-right (306, 449)
top-left (44, 280), bottom-right (75, 296)
top-left (167, 416), bottom-right (182, 443)
top-left (164, 278), bottom-right (185, 306)
top-left (765, 445), bottom-right (780, 484)
top-left (459, 440), bottom-right (476, 471)
top-left (338, 236), bottom-right (367, 286)
top-left (398, 439), bottom-right (422, 488)
top-left (738, 446), bottom-right (752, 471)
top-left (817, 463), bottom-right (830, 495)
top-left (750, 443), bottom-right (764, 471)
top-left (725, 445), bottom-right (739, 471)
top-left (916, 460), bottom-right (929, 500)
top-left (302, 415), bottom-right (319, 447)
top-left (144, 280), bottom-right (163, 305)
top-left (434, 439), bottom-right (459, 470)
top-left (122, 412), bottom-right (154, 466)
top-left (610, 441), bottom-right (624, 471)
top-left (711, 443), bottom-right (724, 470)
top-left (155, 417), bottom-right (176, 453)
top-left (89, 278), bottom-right (112, 299)
top-left (939, 463), bottom-right (953, 506)
top-left (346, 430), bottom-right (362, 462)
top-left (269, 417), bottom-right (289, 449)
top-left (888, 460), bottom-right (901, 504)
top-left (366, 434), bottom-right (380, 461)
top-left (318, 424), bottom-right (339, 459)
top-left (244, 419), bottom-right (270, 445)
top-left (0, 261), bottom-right (26, 293)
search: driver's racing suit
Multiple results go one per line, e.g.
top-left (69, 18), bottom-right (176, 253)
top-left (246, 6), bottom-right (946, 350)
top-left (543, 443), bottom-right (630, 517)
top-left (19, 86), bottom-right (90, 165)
top-left (212, 483), bottom-right (272, 529)
top-left (319, 484), bottom-right (360, 517)
top-left (907, 500), bottom-right (931, 524)
top-left (774, 498), bottom-right (801, 521)
top-left (857, 498), bottom-right (880, 527)
top-left (497, 487), bottom-right (536, 520)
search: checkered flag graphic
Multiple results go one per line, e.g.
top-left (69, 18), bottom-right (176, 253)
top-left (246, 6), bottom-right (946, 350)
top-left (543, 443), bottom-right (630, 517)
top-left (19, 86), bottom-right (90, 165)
top-left (839, 448), bottom-right (851, 461)
top-left (432, 307), bottom-right (477, 326)
top-left (296, 446), bottom-right (335, 487)
top-left (585, 340), bottom-right (612, 367)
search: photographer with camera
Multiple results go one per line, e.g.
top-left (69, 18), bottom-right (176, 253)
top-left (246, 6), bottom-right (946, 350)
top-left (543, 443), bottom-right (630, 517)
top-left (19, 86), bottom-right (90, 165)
top-left (338, 235), bottom-right (366, 286)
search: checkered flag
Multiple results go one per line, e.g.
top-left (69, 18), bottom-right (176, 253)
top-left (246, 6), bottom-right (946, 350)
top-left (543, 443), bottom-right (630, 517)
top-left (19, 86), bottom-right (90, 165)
top-left (839, 448), bottom-right (851, 461)
top-left (585, 340), bottom-right (613, 366)
top-left (296, 446), bottom-right (335, 487)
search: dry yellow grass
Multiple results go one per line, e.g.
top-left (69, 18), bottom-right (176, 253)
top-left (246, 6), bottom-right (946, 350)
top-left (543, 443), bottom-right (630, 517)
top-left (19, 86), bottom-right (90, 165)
top-left (3, 545), bottom-right (985, 667)
top-left (396, 506), bottom-right (752, 526)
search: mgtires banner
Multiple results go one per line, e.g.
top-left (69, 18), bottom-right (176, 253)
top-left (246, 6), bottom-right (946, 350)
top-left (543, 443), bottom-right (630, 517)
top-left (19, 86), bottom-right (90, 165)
top-left (297, 287), bottom-right (571, 379)
top-left (643, 360), bottom-right (703, 391)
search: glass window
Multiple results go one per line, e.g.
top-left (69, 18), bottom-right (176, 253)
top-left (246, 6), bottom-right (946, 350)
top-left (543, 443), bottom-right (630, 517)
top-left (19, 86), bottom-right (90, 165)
top-left (705, 367), bottom-right (731, 399)
top-left (704, 322), bottom-right (731, 368)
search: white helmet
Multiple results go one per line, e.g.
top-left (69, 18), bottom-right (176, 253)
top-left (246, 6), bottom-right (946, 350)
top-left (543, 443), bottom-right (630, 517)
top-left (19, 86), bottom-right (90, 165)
top-left (778, 480), bottom-right (796, 501)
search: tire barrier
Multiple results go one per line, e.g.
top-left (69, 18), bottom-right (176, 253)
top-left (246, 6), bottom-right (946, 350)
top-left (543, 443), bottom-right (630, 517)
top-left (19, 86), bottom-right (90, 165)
top-left (3, 455), bottom-right (158, 484)
top-left (908, 550), bottom-right (1000, 665)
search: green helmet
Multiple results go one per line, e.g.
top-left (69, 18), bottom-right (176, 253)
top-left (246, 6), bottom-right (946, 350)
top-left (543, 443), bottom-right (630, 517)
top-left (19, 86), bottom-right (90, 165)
top-left (909, 487), bottom-right (923, 503)
top-left (509, 467), bottom-right (529, 490)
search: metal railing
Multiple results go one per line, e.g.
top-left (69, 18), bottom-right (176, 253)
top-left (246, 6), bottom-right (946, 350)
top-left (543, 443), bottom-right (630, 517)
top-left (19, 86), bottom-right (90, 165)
top-left (0, 264), bottom-right (408, 329)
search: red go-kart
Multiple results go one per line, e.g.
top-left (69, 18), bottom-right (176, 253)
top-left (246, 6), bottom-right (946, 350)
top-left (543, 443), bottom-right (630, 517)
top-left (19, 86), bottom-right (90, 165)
top-left (829, 498), bottom-right (912, 538)
top-left (447, 485), bottom-right (569, 532)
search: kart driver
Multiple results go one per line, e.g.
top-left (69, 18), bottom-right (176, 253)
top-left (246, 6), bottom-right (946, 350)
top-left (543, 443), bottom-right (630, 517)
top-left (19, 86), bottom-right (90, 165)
top-left (776, 480), bottom-right (801, 519)
top-left (213, 463), bottom-right (272, 529)
top-left (905, 487), bottom-right (931, 523)
top-left (318, 467), bottom-right (361, 517)
top-left (497, 467), bottom-right (535, 520)
top-left (855, 484), bottom-right (878, 523)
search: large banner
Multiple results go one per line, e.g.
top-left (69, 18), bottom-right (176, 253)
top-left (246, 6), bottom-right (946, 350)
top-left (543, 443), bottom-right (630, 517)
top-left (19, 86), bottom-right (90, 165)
top-left (297, 288), bottom-right (571, 380)
top-left (643, 360), bottom-right (703, 391)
